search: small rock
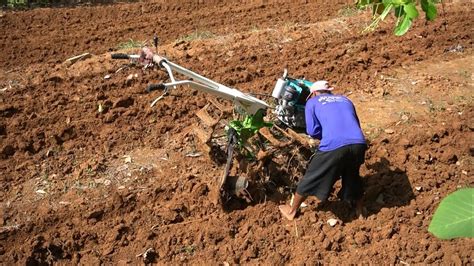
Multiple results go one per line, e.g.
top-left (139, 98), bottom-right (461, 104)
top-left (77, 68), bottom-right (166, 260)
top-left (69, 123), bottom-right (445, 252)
top-left (104, 74), bottom-right (111, 79)
top-left (415, 186), bottom-right (422, 191)
top-left (123, 155), bottom-right (132, 163)
top-left (126, 73), bottom-right (138, 85)
top-left (35, 189), bottom-right (47, 194)
top-left (327, 218), bottom-right (338, 227)
top-left (384, 129), bottom-right (395, 134)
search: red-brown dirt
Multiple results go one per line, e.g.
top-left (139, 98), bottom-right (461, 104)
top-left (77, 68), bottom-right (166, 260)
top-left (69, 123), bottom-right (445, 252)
top-left (0, 0), bottom-right (473, 264)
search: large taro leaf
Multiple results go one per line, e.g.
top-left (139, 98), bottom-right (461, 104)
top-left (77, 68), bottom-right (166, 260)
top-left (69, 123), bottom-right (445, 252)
top-left (428, 188), bottom-right (474, 239)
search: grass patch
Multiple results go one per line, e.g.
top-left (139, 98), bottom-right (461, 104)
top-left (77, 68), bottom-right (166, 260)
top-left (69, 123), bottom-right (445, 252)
top-left (338, 5), bottom-right (361, 17)
top-left (250, 25), bottom-right (261, 33)
top-left (175, 30), bottom-right (215, 43)
top-left (179, 245), bottom-right (196, 254)
top-left (116, 39), bottom-right (147, 50)
top-left (6, 0), bottom-right (29, 8)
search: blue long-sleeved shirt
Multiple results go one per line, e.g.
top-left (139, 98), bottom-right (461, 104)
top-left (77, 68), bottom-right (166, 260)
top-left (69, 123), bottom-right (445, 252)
top-left (305, 93), bottom-right (366, 151)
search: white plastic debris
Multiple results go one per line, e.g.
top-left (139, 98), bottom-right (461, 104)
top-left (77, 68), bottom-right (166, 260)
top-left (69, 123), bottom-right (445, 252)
top-left (36, 189), bottom-right (47, 194)
top-left (186, 152), bottom-right (202, 158)
top-left (327, 218), bottom-right (338, 227)
top-left (415, 186), bottom-right (422, 191)
top-left (104, 74), bottom-right (111, 79)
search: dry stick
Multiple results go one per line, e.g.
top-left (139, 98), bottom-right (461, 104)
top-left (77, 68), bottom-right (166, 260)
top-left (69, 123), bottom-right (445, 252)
top-left (294, 220), bottom-right (299, 238)
top-left (286, 149), bottom-right (298, 171)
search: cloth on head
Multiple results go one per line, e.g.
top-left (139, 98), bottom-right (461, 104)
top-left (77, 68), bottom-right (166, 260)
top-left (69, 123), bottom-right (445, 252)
top-left (310, 80), bottom-right (334, 93)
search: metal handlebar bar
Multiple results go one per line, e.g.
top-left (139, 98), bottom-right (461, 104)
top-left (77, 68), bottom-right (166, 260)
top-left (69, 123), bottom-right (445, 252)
top-left (110, 48), bottom-right (269, 114)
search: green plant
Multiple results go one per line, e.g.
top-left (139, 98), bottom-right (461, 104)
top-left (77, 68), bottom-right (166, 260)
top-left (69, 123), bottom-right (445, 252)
top-left (357, 0), bottom-right (439, 36)
top-left (116, 39), bottom-right (146, 50)
top-left (428, 188), bottom-right (473, 239)
top-left (7, 0), bottom-right (27, 8)
top-left (176, 30), bottom-right (215, 43)
top-left (228, 109), bottom-right (272, 147)
top-left (179, 245), bottom-right (195, 254)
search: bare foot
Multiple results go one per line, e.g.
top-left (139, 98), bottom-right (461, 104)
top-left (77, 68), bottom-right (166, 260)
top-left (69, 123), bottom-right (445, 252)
top-left (279, 204), bottom-right (296, 221)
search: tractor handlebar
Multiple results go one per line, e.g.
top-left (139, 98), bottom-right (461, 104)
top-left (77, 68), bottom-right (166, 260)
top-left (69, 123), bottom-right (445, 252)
top-left (111, 53), bottom-right (130, 60)
top-left (146, 83), bottom-right (166, 92)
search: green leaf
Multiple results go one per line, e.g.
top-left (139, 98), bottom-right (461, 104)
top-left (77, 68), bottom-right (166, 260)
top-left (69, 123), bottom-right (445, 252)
top-left (394, 15), bottom-right (412, 36)
top-left (403, 3), bottom-right (419, 19)
top-left (428, 188), bottom-right (474, 239)
top-left (421, 0), bottom-right (438, 20)
top-left (382, 0), bottom-right (392, 7)
top-left (228, 109), bottom-right (272, 147)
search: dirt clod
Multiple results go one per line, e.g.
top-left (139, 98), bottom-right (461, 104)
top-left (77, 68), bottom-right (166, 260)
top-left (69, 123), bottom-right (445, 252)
top-left (0, 1), bottom-right (472, 265)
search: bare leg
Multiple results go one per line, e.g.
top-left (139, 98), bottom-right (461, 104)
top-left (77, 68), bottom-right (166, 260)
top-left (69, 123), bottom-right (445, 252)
top-left (279, 192), bottom-right (306, 221)
top-left (355, 198), bottom-right (365, 218)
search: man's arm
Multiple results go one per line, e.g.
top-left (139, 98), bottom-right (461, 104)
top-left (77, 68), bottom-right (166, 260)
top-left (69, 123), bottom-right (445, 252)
top-left (305, 100), bottom-right (322, 139)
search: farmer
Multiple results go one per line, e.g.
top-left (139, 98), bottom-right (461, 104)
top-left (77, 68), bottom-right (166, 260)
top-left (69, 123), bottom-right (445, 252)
top-left (279, 80), bottom-right (367, 221)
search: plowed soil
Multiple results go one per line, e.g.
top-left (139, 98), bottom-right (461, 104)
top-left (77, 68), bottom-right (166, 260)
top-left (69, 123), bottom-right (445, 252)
top-left (0, 0), bottom-right (473, 264)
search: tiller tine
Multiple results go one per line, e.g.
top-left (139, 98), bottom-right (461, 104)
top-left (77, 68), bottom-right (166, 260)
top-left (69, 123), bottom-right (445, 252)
top-left (216, 127), bottom-right (251, 203)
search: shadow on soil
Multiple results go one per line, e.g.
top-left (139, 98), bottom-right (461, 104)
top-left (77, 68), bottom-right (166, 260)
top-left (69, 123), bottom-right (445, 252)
top-left (318, 157), bottom-right (415, 223)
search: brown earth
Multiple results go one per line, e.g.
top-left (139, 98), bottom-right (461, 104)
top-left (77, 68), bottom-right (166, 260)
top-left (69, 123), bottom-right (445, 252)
top-left (0, 0), bottom-right (473, 264)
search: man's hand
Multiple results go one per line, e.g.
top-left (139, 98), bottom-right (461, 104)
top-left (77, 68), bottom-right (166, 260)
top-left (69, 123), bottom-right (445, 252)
top-left (139, 47), bottom-right (155, 65)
